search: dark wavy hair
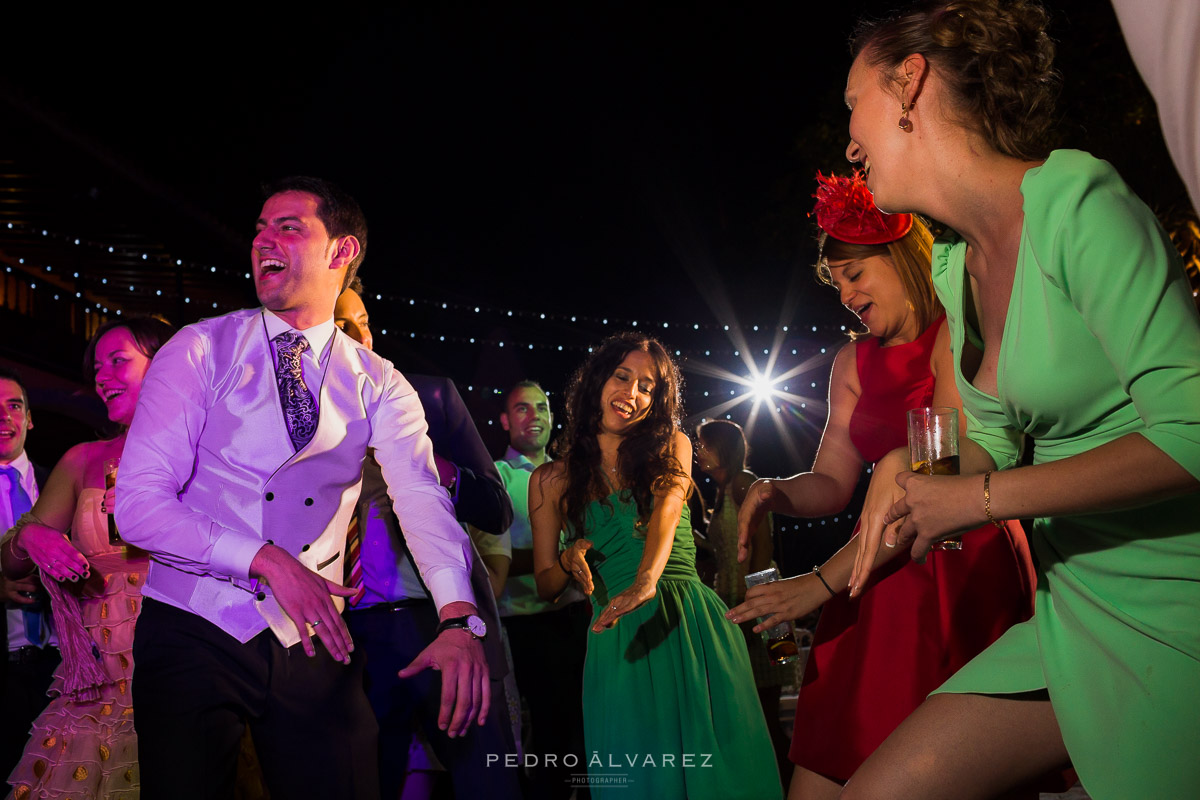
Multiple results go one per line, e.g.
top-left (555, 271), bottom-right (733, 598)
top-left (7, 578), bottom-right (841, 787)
top-left (263, 176), bottom-right (368, 292)
top-left (555, 332), bottom-right (688, 538)
top-left (852, 0), bottom-right (1060, 161)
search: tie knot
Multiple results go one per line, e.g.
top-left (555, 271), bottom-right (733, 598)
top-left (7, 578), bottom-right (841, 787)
top-left (0, 465), bottom-right (19, 481)
top-left (274, 330), bottom-right (309, 356)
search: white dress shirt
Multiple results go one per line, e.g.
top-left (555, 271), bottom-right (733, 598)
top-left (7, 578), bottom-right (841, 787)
top-left (116, 308), bottom-right (474, 645)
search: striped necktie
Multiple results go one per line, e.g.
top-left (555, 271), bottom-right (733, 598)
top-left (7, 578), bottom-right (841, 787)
top-left (344, 512), bottom-right (364, 606)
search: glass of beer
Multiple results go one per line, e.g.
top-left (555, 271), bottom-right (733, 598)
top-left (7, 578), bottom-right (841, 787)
top-left (906, 407), bottom-right (962, 551)
top-left (104, 457), bottom-right (121, 545)
top-left (745, 567), bottom-right (801, 665)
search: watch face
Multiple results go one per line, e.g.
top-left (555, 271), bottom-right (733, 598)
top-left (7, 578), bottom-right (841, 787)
top-left (466, 615), bottom-right (487, 638)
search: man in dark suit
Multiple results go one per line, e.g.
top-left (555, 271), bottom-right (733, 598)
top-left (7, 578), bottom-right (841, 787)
top-left (335, 285), bottom-right (521, 800)
top-left (0, 367), bottom-right (57, 778)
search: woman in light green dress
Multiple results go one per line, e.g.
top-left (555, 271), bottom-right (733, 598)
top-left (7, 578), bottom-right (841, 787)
top-left (838, 2), bottom-right (1200, 799)
top-left (529, 333), bottom-right (782, 800)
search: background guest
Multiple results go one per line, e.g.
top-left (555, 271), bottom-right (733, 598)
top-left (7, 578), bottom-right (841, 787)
top-left (0, 367), bottom-right (54, 784)
top-left (492, 380), bottom-right (589, 800)
top-left (2, 316), bottom-right (174, 799)
top-left (531, 332), bottom-right (782, 799)
top-left (727, 173), bottom-right (1037, 799)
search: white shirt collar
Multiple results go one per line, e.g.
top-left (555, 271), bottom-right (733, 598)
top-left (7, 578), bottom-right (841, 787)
top-left (263, 309), bottom-right (337, 360)
top-left (502, 446), bottom-right (549, 472)
top-left (1, 450), bottom-right (33, 481)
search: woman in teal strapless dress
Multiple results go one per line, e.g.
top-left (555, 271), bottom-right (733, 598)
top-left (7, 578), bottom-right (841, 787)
top-left (530, 332), bottom-right (782, 800)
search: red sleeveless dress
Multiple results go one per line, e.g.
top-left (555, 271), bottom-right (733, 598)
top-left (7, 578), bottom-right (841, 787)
top-left (789, 318), bottom-right (1037, 781)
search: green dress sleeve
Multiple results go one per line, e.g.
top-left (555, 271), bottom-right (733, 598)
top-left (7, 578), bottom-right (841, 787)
top-left (1023, 150), bottom-right (1200, 480)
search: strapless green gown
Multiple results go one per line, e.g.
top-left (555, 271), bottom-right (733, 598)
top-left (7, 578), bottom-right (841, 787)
top-left (579, 492), bottom-right (782, 799)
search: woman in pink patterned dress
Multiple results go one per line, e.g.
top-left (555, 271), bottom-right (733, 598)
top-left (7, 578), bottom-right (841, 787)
top-left (2, 317), bottom-right (173, 800)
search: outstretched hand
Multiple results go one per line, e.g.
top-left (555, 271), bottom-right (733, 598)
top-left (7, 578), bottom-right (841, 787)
top-left (559, 539), bottom-right (596, 595)
top-left (737, 479), bottom-right (778, 564)
top-left (726, 574), bottom-right (823, 634)
top-left (249, 544), bottom-right (359, 663)
top-left (12, 524), bottom-right (90, 583)
top-left (848, 448), bottom-right (910, 597)
top-left (398, 614), bottom-right (490, 738)
top-left (884, 471), bottom-right (984, 561)
top-left (590, 576), bottom-right (656, 633)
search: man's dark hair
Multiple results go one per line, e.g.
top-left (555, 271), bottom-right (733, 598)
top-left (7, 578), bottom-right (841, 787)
top-left (263, 176), bottom-right (368, 291)
top-left (0, 365), bottom-right (29, 408)
top-left (504, 380), bottom-right (546, 412)
top-left (83, 317), bottom-right (177, 383)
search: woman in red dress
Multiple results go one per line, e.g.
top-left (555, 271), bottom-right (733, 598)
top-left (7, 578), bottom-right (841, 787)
top-left (726, 172), bottom-right (1036, 799)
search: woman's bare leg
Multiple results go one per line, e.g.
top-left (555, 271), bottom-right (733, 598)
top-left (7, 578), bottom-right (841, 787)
top-left (840, 692), bottom-right (1069, 800)
top-left (789, 766), bottom-right (842, 800)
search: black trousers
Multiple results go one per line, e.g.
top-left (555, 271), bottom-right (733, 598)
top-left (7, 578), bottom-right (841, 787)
top-left (503, 601), bottom-right (591, 800)
top-left (345, 603), bottom-right (522, 800)
top-left (1, 643), bottom-right (60, 779)
top-left (132, 598), bottom-right (380, 800)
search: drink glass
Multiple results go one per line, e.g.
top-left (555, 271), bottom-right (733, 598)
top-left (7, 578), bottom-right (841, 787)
top-left (744, 567), bottom-right (800, 665)
top-left (906, 407), bottom-right (962, 550)
top-left (104, 457), bottom-right (121, 545)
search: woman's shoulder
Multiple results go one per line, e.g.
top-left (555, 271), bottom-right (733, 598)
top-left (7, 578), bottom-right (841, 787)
top-left (534, 460), bottom-right (566, 479)
top-left (830, 341), bottom-right (862, 398)
top-left (531, 460), bottom-right (567, 493)
top-left (55, 440), bottom-right (103, 475)
top-left (1021, 149), bottom-right (1139, 225)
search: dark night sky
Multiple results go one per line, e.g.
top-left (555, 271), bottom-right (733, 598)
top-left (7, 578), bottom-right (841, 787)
top-left (3, 4), bottom-right (897, 319)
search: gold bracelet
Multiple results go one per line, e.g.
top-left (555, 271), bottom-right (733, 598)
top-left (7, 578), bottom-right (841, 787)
top-left (983, 471), bottom-right (1005, 530)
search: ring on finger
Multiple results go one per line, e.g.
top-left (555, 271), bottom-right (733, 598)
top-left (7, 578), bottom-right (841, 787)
top-left (310, 619), bottom-right (323, 628)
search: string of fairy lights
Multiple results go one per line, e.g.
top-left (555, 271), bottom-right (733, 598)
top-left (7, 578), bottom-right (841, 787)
top-left (1, 219), bottom-right (851, 408)
top-left (1, 220), bottom-right (862, 535)
top-left (0, 219), bottom-right (856, 345)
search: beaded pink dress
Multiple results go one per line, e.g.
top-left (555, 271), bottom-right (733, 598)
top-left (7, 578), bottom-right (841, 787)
top-left (6, 488), bottom-right (146, 800)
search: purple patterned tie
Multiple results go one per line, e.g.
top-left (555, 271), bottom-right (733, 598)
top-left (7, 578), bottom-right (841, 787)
top-left (274, 331), bottom-right (318, 451)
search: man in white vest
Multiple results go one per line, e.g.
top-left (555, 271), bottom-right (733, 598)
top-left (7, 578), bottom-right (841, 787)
top-left (117, 177), bottom-right (488, 800)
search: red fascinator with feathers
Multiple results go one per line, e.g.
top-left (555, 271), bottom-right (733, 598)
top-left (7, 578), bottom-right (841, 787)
top-left (812, 170), bottom-right (912, 245)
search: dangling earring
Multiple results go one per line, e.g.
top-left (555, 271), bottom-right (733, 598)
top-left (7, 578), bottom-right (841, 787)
top-left (898, 101), bottom-right (913, 133)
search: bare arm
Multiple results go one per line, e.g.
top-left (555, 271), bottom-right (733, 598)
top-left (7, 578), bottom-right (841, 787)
top-left (888, 433), bottom-right (1197, 563)
top-left (508, 547), bottom-right (535, 576)
top-left (738, 344), bottom-right (865, 562)
top-left (730, 471), bottom-right (773, 574)
top-left (479, 553), bottom-right (510, 599)
top-left (728, 530), bottom-right (907, 631)
top-left (466, 523), bottom-right (512, 600)
top-left (531, 462), bottom-right (588, 600)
